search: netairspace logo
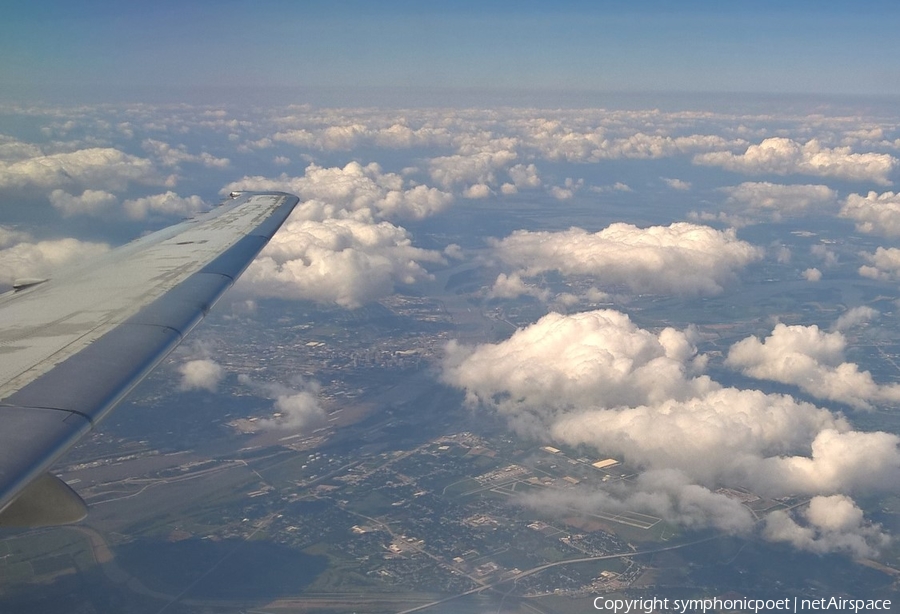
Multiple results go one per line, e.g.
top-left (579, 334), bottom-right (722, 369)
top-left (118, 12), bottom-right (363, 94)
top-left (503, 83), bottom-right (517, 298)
top-left (592, 596), bottom-right (893, 613)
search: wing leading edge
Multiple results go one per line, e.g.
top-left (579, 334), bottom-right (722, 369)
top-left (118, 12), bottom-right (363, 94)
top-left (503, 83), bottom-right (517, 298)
top-left (0, 191), bottom-right (299, 525)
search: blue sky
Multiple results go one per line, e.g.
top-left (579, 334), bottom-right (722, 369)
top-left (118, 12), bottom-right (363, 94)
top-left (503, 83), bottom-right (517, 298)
top-left (3, 1), bottom-right (900, 102)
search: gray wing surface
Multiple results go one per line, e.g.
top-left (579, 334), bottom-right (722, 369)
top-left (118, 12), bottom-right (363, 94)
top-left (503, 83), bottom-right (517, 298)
top-left (0, 191), bottom-right (299, 526)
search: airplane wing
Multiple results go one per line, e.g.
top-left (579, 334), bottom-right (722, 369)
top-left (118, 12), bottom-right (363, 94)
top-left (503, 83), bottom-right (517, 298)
top-left (0, 191), bottom-right (299, 526)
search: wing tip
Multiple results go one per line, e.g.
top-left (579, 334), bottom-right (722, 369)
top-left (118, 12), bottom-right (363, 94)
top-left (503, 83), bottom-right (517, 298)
top-left (0, 473), bottom-right (87, 527)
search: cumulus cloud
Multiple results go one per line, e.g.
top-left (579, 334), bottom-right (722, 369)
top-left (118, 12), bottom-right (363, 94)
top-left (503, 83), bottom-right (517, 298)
top-left (594, 133), bottom-right (742, 161)
top-left (490, 222), bottom-right (763, 296)
top-left (178, 359), bottom-right (225, 392)
top-left (267, 389), bottom-right (327, 430)
top-left (506, 163), bottom-right (541, 190)
top-left (549, 178), bottom-right (584, 200)
top-left (662, 177), bottom-right (691, 191)
top-left (549, 389), bottom-right (849, 488)
top-left (442, 309), bottom-right (900, 552)
top-left (590, 182), bottom-right (633, 194)
top-left (237, 374), bottom-right (326, 431)
top-left (0, 228), bottom-right (110, 285)
top-left (694, 138), bottom-right (897, 184)
top-left (239, 216), bottom-right (444, 308)
top-left (521, 121), bottom-right (742, 163)
top-left (463, 184), bottom-right (492, 199)
top-left (429, 150), bottom-right (518, 192)
top-left (859, 247), bottom-right (900, 280)
top-left (832, 306), bottom-right (878, 332)
top-left (726, 323), bottom-right (900, 409)
top-left (487, 272), bottom-right (550, 302)
top-left (719, 182), bottom-right (837, 219)
top-left (442, 310), bottom-right (715, 435)
top-left (272, 120), bottom-right (453, 151)
top-left (0, 226), bottom-right (30, 249)
top-left (0, 135), bottom-right (43, 162)
top-left (257, 107), bottom-right (744, 167)
top-left (763, 495), bottom-right (890, 558)
top-left (811, 244), bottom-right (838, 267)
top-left (224, 162), bottom-right (453, 220)
top-left (122, 191), bottom-right (207, 220)
top-left (803, 268), bottom-right (822, 282)
top-left (840, 191), bottom-right (900, 237)
top-left (522, 469), bottom-right (756, 535)
top-left (49, 189), bottom-right (117, 216)
top-left (222, 161), bottom-right (450, 308)
top-left (142, 139), bottom-right (230, 169)
top-left (0, 147), bottom-right (160, 192)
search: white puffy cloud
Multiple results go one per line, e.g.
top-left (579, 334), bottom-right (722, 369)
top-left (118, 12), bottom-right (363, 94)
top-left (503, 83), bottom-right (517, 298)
top-left (261, 107), bottom-right (746, 167)
top-left (0, 229), bottom-right (110, 285)
top-left (550, 389), bottom-right (848, 488)
top-left (522, 469), bottom-right (756, 535)
top-left (443, 310), bottom-right (715, 435)
top-left (49, 189), bottom-right (117, 217)
top-left (178, 359), bottom-right (225, 392)
top-left (272, 120), bottom-right (454, 151)
top-left (0, 135), bottom-right (43, 162)
top-left (662, 177), bottom-right (691, 191)
top-left (803, 268), bottom-right (822, 282)
top-left (753, 429), bottom-right (900, 497)
top-left (594, 133), bottom-right (741, 161)
top-left (694, 138), bottom-right (897, 184)
top-left (443, 244), bottom-right (464, 260)
top-left (462, 184), bottom-right (492, 199)
top-left (521, 121), bottom-right (742, 162)
top-left (122, 191), bottom-right (207, 220)
top-left (764, 495), bottom-right (890, 558)
top-left (265, 388), bottom-right (326, 430)
top-left (0, 147), bottom-right (160, 192)
top-left (549, 401), bottom-right (900, 510)
top-left (549, 178), bottom-right (584, 201)
top-left (490, 222), bottom-right (763, 296)
top-left (506, 163), bottom-right (541, 190)
top-left (429, 150), bottom-right (518, 191)
top-left (442, 309), bottom-right (900, 551)
top-left (487, 273), bottom-right (550, 302)
top-left (841, 127), bottom-right (887, 147)
top-left (222, 161), bottom-right (450, 308)
top-left (811, 244), bottom-right (838, 267)
top-left (239, 216), bottom-right (444, 308)
top-left (237, 374), bottom-right (326, 431)
top-left (224, 162), bottom-right (453, 220)
top-left (859, 247), bottom-right (900, 280)
top-left (726, 323), bottom-right (900, 409)
top-left (719, 182), bottom-right (837, 218)
top-left (142, 139), bottom-right (230, 169)
top-left (840, 191), bottom-right (900, 237)
top-left (0, 226), bottom-right (30, 249)
top-left (832, 306), bottom-right (878, 332)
